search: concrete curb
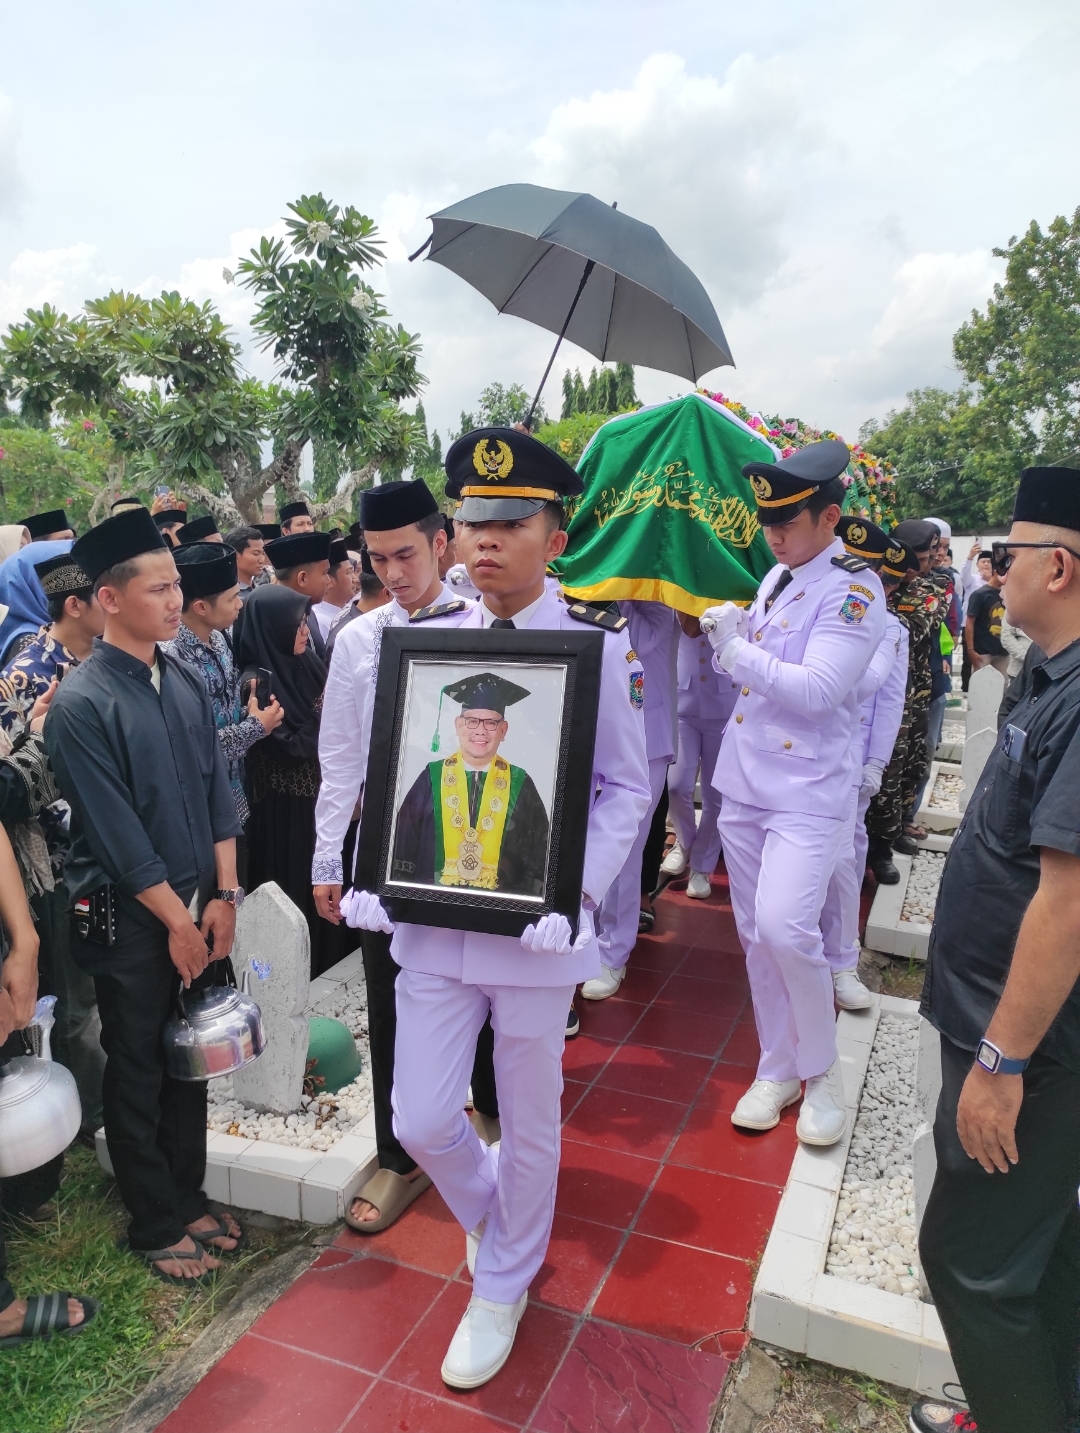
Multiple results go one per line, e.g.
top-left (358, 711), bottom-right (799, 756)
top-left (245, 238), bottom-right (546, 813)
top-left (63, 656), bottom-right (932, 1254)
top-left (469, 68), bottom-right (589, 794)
top-left (112, 1243), bottom-right (318, 1433)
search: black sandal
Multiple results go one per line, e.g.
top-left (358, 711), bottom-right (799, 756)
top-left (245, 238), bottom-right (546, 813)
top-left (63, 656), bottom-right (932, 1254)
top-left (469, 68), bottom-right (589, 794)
top-left (0, 1292), bottom-right (100, 1348)
top-left (131, 1239), bottom-right (216, 1287)
top-left (638, 908), bottom-right (656, 933)
top-left (187, 1212), bottom-right (247, 1254)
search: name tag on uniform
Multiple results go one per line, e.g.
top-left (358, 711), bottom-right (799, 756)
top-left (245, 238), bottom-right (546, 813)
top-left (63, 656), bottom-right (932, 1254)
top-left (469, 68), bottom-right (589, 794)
top-left (1000, 723), bottom-right (1027, 762)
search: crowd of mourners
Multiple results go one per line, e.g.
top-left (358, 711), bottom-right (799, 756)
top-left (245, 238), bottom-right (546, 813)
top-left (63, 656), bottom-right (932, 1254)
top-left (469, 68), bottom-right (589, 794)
top-left (0, 435), bottom-right (1078, 1433)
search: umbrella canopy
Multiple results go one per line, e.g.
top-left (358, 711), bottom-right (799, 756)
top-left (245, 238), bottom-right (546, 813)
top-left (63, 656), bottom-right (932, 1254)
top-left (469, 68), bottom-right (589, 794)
top-left (419, 184), bottom-right (734, 383)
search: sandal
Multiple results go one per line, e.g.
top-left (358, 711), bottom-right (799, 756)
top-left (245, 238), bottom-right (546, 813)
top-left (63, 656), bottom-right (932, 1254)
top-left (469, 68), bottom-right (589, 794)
top-left (131, 1239), bottom-right (216, 1287)
top-left (344, 1168), bottom-right (432, 1235)
top-left (903, 823), bottom-right (928, 840)
top-left (186, 1212), bottom-right (247, 1254)
top-left (638, 908), bottom-right (656, 933)
top-left (0, 1292), bottom-right (100, 1348)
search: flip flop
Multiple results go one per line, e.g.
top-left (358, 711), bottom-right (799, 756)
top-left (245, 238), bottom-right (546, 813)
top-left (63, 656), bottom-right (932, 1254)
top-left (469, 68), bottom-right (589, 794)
top-left (345, 1168), bottom-right (432, 1235)
top-left (638, 908), bottom-right (656, 933)
top-left (187, 1212), bottom-right (247, 1254)
top-left (130, 1240), bottom-right (216, 1287)
top-left (0, 1293), bottom-right (100, 1349)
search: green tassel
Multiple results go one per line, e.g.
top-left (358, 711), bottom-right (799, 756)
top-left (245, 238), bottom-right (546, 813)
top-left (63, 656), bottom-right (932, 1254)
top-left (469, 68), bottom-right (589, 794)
top-left (431, 690), bottom-right (445, 752)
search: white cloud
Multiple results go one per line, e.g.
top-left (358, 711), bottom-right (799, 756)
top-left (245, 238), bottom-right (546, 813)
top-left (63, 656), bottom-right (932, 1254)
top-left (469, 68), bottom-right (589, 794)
top-left (0, 92), bottom-right (22, 219)
top-left (0, 243), bottom-right (117, 329)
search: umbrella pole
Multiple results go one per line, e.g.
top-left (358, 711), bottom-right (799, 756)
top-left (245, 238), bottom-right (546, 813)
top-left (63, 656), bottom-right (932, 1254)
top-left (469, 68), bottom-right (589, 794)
top-left (524, 259), bottom-right (596, 429)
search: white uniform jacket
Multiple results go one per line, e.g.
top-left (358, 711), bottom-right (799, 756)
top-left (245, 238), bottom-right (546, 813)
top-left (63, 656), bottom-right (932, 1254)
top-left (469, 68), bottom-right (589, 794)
top-left (312, 582), bottom-right (463, 885)
top-left (678, 630), bottom-right (739, 727)
top-left (623, 601), bottom-right (679, 764)
top-left (391, 588), bottom-right (651, 989)
top-left (860, 614), bottom-right (908, 766)
top-left (713, 538), bottom-right (887, 819)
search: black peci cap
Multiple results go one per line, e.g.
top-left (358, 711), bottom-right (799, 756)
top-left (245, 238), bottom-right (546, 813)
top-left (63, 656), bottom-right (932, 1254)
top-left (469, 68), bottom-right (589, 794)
top-left (174, 541), bottom-right (239, 601)
top-left (328, 537), bottom-right (349, 566)
top-left (359, 478), bottom-right (439, 532)
top-left (255, 523), bottom-right (281, 542)
top-left (741, 439), bottom-right (851, 525)
top-left (445, 428), bottom-right (582, 521)
top-left (71, 508), bottom-right (169, 584)
top-left (177, 515), bottom-right (220, 544)
top-left (279, 500), bottom-right (311, 523)
top-left (892, 519), bottom-right (940, 553)
top-left (110, 496), bottom-right (146, 514)
top-left (1012, 466), bottom-right (1080, 533)
top-left (20, 510), bottom-right (72, 540)
top-left (33, 553), bottom-right (92, 598)
top-left (153, 508), bottom-right (187, 529)
top-left (836, 516), bottom-right (890, 561)
top-left (265, 531), bottom-right (332, 570)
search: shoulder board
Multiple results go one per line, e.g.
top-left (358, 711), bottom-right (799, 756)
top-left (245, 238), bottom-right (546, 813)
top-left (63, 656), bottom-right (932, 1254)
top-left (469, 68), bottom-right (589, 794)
top-left (566, 602), bottom-right (628, 633)
top-left (832, 553), bottom-right (869, 573)
top-left (408, 599), bottom-right (469, 623)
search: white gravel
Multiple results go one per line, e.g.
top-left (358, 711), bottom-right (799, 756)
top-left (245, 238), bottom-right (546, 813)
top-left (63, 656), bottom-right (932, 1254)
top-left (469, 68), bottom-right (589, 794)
top-left (899, 851), bottom-right (945, 925)
top-left (928, 771), bottom-right (964, 811)
top-left (206, 973), bottom-right (373, 1148)
top-left (826, 1015), bottom-right (922, 1301)
top-left (939, 720), bottom-right (966, 747)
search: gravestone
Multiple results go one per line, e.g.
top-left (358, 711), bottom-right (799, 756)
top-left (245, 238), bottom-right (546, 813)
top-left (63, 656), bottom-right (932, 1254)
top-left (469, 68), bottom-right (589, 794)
top-left (231, 882), bottom-right (310, 1114)
top-left (960, 726), bottom-right (997, 810)
top-left (965, 664), bottom-right (1004, 740)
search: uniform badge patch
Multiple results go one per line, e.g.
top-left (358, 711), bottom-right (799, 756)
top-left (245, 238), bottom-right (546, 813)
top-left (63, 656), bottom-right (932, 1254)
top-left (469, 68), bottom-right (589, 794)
top-left (840, 595), bottom-right (868, 624)
top-left (849, 583), bottom-right (875, 601)
top-left (629, 671), bottom-right (644, 710)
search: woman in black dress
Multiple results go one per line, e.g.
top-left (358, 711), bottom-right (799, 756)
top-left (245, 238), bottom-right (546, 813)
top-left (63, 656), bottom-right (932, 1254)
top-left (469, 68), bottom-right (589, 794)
top-left (235, 586), bottom-right (341, 974)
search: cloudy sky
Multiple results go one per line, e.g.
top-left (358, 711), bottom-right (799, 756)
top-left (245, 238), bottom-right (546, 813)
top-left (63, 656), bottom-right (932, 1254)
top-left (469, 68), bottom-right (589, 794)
top-left (1, 0), bottom-right (1077, 455)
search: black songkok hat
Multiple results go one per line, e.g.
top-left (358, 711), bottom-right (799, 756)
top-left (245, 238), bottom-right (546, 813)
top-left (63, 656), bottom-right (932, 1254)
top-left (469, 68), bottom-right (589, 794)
top-left (1013, 466), bottom-right (1080, 533)
top-left (444, 428), bottom-right (582, 521)
top-left (328, 537), bottom-right (349, 567)
top-left (33, 553), bottom-right (92, 598)
top-left (359, 478), bottom-right (439, 532)
top-left (892, 519), bottom-right (939, 553)
top-left (741, 439), bottom-right (851, 526)
top-left (177, 515), bottom-right (220, 545)
top-left (880, 538), bottom-right (919, 581)
top-left (265, 531), bottom-right (332, 570)
top-left (255, 523), bottom-right (281, 542)
top-left (153, 508), bottom-right (187, 529)
top-left (20, 510), bottom-right (71, 540)
top-left (279, 500), bottom-right (311, 523)
top-left (836, 516), bottom-right (889, 561)
top-left (110, 496), bottom-right (146, 514)
top-left (71, 507), bottom-right (168, 584)
top-left (174, 541), bottom-right (238, 601)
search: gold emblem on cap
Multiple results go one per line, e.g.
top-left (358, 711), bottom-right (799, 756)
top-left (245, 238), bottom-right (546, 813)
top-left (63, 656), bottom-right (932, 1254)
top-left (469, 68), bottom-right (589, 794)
top-left (472, 439), bottom-right (514, 480)
top-left (886, 545), bottom-right (904, 563)
top-left (751, 475), bottom-right (773, 501)
top-left (848, 523), bottom-right (868, 547)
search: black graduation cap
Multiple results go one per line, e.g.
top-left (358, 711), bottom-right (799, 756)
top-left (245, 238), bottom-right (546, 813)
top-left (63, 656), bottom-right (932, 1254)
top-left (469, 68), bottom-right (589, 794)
top-left (741, 439), bottom-right (851, 525)
top-left (173, 541), bottom-right (239, 600)
top-left (279, 500), bottom-right (311, 523)
top-left (71, 507), bottom-right (168, 583)
top-left (1013, 466), bottom-right (1080, 533)
top-left (20, 510), bottom-right (72, 540)
top-left (431, 670), bottom-right (531, 753)
top-left (880, 538), bottom-right (919, 582)
top-left (836, 516), bottom-right (889, 561)
top-left (178, 514), bottom-right (220, 544)
top-left (33, 553), bottom-right (92, 598)
top-left (359, 479), bottom-right (439, 532)
top-left (445, 427), bottom-right (583, 521)
top-left (153, 508), bottom-right (187, 529)
top-left (265, 531), bottom-right (332, 570)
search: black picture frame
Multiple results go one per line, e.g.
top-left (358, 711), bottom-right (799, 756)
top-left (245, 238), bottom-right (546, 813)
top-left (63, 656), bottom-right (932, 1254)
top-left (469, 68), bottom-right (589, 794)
top-left (355, 626), bottom-right (604, 938)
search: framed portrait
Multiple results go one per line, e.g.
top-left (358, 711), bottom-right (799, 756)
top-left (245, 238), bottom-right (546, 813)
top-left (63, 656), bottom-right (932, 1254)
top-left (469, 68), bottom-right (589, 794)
top-left (355, 626), bottom-right (604, 937)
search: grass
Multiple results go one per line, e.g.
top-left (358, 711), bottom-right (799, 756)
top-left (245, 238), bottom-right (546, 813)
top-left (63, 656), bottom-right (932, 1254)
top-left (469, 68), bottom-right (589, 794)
top-left (1, 1147), bottom-right (303, 1433)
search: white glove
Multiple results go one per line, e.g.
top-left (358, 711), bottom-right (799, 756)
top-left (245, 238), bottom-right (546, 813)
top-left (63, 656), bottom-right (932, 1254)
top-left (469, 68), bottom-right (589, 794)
top-left (520, 910), bottom-right (594, 956)
top-left (447, 563), bottom-right (471, 589)
top-left (860, 760), bottom-right (887, 798)
top-left (700, 603), bottom-right (745, 671)
top-left (340, 888), bottom-right (395, 933)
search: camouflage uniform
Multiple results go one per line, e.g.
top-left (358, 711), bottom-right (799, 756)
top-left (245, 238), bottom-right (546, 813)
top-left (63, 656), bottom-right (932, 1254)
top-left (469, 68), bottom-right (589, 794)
top-left (866, 587), bottom-right (915, 848)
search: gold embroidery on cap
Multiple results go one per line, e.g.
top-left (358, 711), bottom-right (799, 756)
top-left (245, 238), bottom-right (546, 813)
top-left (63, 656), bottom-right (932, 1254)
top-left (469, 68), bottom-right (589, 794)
top-left (472, 439), bottom-right (514, 480)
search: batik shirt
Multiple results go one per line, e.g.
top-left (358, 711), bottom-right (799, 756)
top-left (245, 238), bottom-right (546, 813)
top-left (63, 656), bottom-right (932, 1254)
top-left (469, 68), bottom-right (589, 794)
top-left (162, 624), bottom-right (264, 824)
top-left (0, 627), bottom-right (76, 734)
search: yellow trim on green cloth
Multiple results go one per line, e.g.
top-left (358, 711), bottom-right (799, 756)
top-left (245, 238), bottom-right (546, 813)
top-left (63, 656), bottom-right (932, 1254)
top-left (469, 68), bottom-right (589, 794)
top-left (559, 576), bottom-right (751, 615)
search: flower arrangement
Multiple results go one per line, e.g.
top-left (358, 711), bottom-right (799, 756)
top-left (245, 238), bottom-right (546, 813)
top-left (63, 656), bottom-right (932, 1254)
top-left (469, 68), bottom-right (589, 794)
top-left (698, 390), bottom-right (897, 528)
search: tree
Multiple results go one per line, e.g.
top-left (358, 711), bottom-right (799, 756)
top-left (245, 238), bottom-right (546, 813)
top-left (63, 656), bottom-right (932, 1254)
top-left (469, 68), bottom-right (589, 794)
top-left (0, 194), bottom-right (426, 524)
top-left (0, 418), bottom-right (111, 531)
top-left (452, 381), bottom-right (547, 439)
top-left (862, 388), bottom-right (989, 529)
top-left (560, 362), bottom-right (638, 418)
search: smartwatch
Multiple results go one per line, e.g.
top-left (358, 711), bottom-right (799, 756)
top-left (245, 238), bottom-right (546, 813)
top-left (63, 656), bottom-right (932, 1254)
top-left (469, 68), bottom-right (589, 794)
top-left (212, 887), bottom-right (246, 909)
top-left (975, 1038), bottom-right (1029, 1076)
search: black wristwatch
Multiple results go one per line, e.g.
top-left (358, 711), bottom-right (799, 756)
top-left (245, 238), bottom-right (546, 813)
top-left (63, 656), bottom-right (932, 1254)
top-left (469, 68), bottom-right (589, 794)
top-left (212, 887), bottom-right (245, 909)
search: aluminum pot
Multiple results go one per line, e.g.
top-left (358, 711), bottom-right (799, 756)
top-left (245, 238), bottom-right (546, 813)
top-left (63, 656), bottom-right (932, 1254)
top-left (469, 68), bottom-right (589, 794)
top-left (163, 960), bottom-right (265, 1082)
top-left (0, 996), bottom-right (82, 1177)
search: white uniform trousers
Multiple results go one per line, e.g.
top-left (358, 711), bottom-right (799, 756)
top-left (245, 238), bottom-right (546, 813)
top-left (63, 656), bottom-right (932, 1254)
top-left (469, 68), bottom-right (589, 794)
top-left (820, 784), bottom-right (870, 975)
top-left (668, 717), bottom-right (726, 875)
top-left (597, 757), bottom-right (670, 973)
top-left (718, 796), bottom-right (851, 1083)
top-left (392, 969), bottom-right (574, 1305)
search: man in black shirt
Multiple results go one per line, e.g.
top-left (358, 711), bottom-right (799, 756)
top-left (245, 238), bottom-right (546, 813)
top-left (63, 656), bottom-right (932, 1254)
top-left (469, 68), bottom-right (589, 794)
top-left (913, 467), bottom-right (1080, 1433)
top-left (45, 509), bottom-right (245, 1286)
top-left (964, 566), bottom-right (1008, 676)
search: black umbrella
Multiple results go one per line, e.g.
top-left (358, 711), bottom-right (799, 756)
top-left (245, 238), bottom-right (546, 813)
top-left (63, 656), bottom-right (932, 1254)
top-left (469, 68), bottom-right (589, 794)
top-left (409, 183), bottom-right (734, 425)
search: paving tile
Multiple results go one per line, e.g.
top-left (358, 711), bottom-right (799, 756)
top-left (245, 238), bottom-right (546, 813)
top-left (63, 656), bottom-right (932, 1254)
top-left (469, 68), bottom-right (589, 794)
top-left (562, 1084), bottom-right (688, 1161)
top-left (251, 1252), bottom-right (445, 1372)
top-left (669, 1099), bottom-right (798, 1186)
top-left (629, 1004), bottom-right (737, 1058)
top-left (672, 947), bottom-right (748, 984)
top-left (343, 1380), bottom-right (519, 1432)
top-left (382, 1281), bottom-right (575, 1427)
top-left (333, 1184), bottom-right (466, 1277)
top-left (595, 1041), bottom-right (712, 1107)
top-left (530, 1320), bottom-right (729, 1433)
top-left (614, 963), bottom-right (674, 1004)
top-left (592, 1235), bottom-right (754, 1346)
top-left (692, 1062), bottom-right (763, 1115)
top-left (716, 1020), bottom-right (761, 1067)
top-left (652, 974), bottom-right (748, 1020)
top-left (626, 935), bottom-right (694, 971)
top-left (556, 1140), bottom-right (660, 1229)
top-left (560, 1032), bottom-right (619, 1081)
top-left (530, 1211), bottom-right (624, 1314)
top-left (575, 998), bottom-right (646, 1044)
top-left (634, 1164), bottom-right (782, 1262)
top-left (561, 1078), bottom-right (589, 1123)
top-left (156, 1334), bottom-right (371, 1433)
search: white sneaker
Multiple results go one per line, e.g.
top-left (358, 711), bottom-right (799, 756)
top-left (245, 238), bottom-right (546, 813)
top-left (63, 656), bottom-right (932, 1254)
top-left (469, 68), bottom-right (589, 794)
top-left (797, 1061), bottom-right (846, 1146)
top-left (686, 870), bottom-right (712, 900)
top-left (441, 1292), bottom-right (527, 1389)
top-left (580, 963), bottom-right (625, 1001)
top-left (661, 841), bottom-right (688, 876)
top-left (466, 1217), bottom-right (486, 1276)
top-left (730, 1078), bottom-right (802, 1131)
top-left (832, 970), bottom-right (872, 1010)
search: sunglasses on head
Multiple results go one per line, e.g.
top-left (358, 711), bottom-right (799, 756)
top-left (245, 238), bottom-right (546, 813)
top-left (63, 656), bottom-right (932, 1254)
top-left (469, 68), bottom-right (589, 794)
top-left (990, 541), bottom-right (1080, 577)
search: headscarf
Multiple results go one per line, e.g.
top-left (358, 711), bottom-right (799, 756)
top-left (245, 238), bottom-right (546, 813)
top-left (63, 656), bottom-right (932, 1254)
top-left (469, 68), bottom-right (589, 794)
top-left (234, 585), bottom-right (326, 761)
top-left (0, 526), bottom-right (30, 562)
top-left (0, 539), bottom-right (73, 666)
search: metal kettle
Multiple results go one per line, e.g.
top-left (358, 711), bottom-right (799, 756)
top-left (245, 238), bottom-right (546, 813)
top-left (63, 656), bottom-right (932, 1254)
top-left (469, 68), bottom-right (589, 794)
top-left (163, 958), bottom-right (266, 1082)
top-left (0, 996), bottom-right (82, 1177)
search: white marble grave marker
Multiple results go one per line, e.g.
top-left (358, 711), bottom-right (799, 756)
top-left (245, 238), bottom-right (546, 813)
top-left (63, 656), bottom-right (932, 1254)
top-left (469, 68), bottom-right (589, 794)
top-left (960, 726), bottom-right (998, 809)
top-left (231, 882), bottom-right (310, 1114)
top-left (966, 665), bottom-right (1004, 740)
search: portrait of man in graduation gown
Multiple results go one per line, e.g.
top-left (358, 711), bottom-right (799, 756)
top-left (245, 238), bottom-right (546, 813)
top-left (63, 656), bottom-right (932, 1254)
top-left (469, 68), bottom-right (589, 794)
top-left (390, 672), bottom-right (550, 898)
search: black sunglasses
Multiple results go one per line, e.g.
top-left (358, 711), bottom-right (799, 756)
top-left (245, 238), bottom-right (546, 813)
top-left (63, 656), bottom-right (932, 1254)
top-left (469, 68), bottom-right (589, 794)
top-left (990, 541), bottom-right (1080, 577)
